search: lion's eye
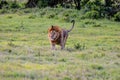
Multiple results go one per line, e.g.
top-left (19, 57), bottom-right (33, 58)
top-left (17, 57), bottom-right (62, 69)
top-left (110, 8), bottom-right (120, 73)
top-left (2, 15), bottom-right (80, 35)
top-left (50, 31), bottom-right (53, 34)
top-left (51, 31), bottom-right (56, 34)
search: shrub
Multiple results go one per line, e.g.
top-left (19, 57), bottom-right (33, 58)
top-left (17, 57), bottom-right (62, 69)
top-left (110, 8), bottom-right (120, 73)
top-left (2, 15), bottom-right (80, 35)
top-left (47, 13), bottom-right (55, 19)
top-left (114, 12), bottom-right (120, 21)
top-left (77, 53), bottom-right (88, 59)
top-left (62, 16), bottom-right (71, 22)
top-left (59, 58), bottom-right (67, 62)
top-left (39, 11), bottom-right (46, 16)
top-left (92, 23), bottom-right (103, 27)
top-left (7, 16), bottom-right (13, 19)
top-left (83, 0), bottom-right (105, 18)
top-left (63, 77), bottom-right (71, 80)
top-left (8, 41), bottom-right (16, 47)
top-left (23, 9), bottom-right (31, 13)
top-left (28, 15), bottom-right (36, 19)
top-left (37, 0), bottom-right (48, 8)
top-left (74, 43), bottom-right (86, 50)
top-left (84, 0), bottom-right (103, 11)
top-left (0, 9), bottom-right (8, 14)
top-left (9, 2), bottom-right (20, 8)
top-left (84, 10), bottom-right (100, 19)
top-left (74, 43), bottom-right (81, 50)
top-left (84, 21), bottom-right (95, 24)
top-left (91, 64), bottom-right (104, 70)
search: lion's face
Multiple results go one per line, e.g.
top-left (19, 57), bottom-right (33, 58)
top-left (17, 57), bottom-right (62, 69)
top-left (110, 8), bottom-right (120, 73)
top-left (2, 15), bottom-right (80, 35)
top-left (49, 30), bottom-right (59, 41)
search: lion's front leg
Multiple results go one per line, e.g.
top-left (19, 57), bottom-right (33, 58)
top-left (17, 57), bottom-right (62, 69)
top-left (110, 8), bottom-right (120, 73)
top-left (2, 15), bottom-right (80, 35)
top-left (61, 43), bottom-right (64, 50)
top-left (51, 43), bottom-right (56, 50)
top-left (60, 31), bottom-right (64, 50)
top-left (60, 43), bottom-right (64, 50)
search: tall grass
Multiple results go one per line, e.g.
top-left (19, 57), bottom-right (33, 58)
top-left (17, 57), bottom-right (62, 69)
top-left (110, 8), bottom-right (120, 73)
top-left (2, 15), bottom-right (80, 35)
top-left (0, 8), bottom-right (120, 80)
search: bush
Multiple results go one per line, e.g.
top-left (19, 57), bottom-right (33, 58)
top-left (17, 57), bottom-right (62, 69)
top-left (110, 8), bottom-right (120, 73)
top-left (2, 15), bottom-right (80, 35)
top-left (47, 13), bottom-right (56, 19)
top-left (23, 9), bottom-right (31, 13)
top-left (0, 9), bottom-right (8, 14)
top-left (114, 12), bottom-right (120, 21)
top-left (7, 16), bottom-right (13, 19)
top-left (37, 0), bottom-right (48, 8)
top-left (10, 2), bottom-right (20, 8)
top-left (62, 16), bottom-right (71, 22)
top-left (74, 43), bottom-right (86, 50)
top-left (84, 0), bottom-right (103, 12)
top-left (28, 15), bottom-right (36, 19)
top-left (84, 10), bottom-right (100, 19)
top-left (91, 64), bottom-right (104, 70)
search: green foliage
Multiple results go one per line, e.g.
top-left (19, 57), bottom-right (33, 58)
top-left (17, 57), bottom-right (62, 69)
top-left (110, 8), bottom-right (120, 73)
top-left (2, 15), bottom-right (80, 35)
top-left (90, 64), bottom-right (104, 70)
top-left (74, 42), bottom-right (86, 50)
top-left (23, 9), bottom-right (32, 13)
top-left (114, 12), bottom-right (120, 21)
top-left (28, 14), bottom-right (36, 19)
top-left (1, 0), bottom-right (120, 20)
top-left (8, 41), bottom-right (16, 47)
top-left (0, 9), bottom-right (8, 14)
top-left (46, 13), bottom-right (56, 19)
top-left (59, 58), bottom-right (67, 62)
top-left (37, 0), bottom-right (56, 8)
top-left (81, 0), bottom-right (90, 7)
top-left (0, 1), bottom-right (22, 9)
top-left (2, 71), bottom-right (25, 78)
top-left (83, 0), bottom-right (105, 18)
top-left (63, 77), bottom-right (71, 80)
top-left (6, 15), bottom-right (13, 19)
top-left (85, 0), bottom-right (102, 11)
top-left (37, 0), bottom-right (48, 8)
top-left (92, 23), bottom-right (103, 27)
top-left (9, 2), bottom-right (20, 8)
top-left (84, 10), bottom-right (100, 19)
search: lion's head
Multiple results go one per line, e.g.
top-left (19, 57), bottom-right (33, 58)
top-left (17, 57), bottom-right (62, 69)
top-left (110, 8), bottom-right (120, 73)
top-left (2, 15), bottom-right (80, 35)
top-left (48, 25), bottom-right (61, 41)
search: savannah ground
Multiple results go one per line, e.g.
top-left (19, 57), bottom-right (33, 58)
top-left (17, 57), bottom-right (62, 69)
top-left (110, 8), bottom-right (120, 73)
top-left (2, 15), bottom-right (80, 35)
top-left (0, 8), bottom-right (120, 80)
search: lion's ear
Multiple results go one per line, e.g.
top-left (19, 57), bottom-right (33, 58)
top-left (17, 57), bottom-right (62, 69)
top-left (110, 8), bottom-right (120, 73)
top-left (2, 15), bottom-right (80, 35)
top-left (51, 25), bottom-right (54, 29)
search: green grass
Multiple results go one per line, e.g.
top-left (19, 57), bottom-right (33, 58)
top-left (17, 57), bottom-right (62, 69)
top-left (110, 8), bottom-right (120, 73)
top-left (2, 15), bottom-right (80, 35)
top-left (0, 8), bottom-right (120, 80)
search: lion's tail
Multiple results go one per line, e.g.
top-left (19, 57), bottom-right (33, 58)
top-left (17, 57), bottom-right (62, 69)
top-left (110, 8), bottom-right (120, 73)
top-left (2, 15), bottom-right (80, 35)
top-left (68, 20), bottom-right (75, 32)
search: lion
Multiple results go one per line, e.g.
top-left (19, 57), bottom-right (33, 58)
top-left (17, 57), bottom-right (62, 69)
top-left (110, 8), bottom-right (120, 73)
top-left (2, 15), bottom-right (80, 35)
top-left (48, 20), bottom-right (75, 50)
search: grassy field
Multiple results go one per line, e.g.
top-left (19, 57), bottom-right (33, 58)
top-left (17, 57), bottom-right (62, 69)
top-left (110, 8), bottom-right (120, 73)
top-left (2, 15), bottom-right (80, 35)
top-left (0, 8), bottom-right (120, 80)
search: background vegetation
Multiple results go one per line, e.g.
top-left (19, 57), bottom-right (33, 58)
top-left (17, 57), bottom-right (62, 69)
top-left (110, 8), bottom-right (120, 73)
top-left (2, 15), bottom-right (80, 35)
top-left (0, 0), bottom-right (120, 21)
top-left (0, 0), bottom-right (120, 80)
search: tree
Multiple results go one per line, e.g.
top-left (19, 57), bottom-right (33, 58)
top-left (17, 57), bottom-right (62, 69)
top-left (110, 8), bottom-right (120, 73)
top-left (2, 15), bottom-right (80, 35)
top-left (74, 0), bottom-right (81, 10)
top-left (81, 0), bottom-right (89, 6)
top-left (25, 0), bottom-right (81, 9)
top-left (25, 0), bottom-right (58, 8)
top-left (104, 0), bottom-right (120, 16)
top-left (104, 0), bottom-right (112, 7)
top-left (25, 0), bottom-right (38, 8)
top-left (0, 0), bottom-right (8, 9)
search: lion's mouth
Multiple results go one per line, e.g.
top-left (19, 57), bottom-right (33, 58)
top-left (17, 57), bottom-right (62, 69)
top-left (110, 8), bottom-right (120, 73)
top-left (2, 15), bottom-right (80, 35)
top-left (50, 38), bottom-right (55, 41)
